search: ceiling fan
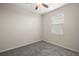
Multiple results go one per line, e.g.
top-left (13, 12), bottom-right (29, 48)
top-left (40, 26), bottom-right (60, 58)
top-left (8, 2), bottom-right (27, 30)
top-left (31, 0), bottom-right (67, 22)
top-left (35, 3), bottom-right (48, 10)
top-left (26, 3), bottom-right (49, 10)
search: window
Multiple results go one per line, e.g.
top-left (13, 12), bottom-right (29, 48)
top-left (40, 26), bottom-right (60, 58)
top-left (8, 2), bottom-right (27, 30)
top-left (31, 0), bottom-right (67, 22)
top-left (51, 13), bottom-right (64, 35)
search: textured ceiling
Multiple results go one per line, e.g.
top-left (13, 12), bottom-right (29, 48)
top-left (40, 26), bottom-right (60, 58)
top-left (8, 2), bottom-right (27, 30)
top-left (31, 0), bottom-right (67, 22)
top-left (20, 3), bottom-right (67, 14)
top-left (0, 3), bottom-right (67, 14)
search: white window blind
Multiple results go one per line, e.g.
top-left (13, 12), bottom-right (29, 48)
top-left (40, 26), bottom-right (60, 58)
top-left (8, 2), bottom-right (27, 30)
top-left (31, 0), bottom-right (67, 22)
top-left (51, 13), bottom-right (64, 35)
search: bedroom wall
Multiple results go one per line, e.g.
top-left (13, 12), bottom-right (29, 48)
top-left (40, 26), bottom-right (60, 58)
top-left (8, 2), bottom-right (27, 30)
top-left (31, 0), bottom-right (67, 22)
top-left (0, 4), bottom-right (42, 53)
top-left (43, 4), bottom-right (79, 52)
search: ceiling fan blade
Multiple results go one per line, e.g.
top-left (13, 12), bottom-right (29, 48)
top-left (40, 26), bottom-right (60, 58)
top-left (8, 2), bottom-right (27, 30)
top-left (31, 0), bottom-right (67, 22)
top-left (35, 6), bottom-right (38, 10)
top-left (42, 3), bottom-right (48, 8)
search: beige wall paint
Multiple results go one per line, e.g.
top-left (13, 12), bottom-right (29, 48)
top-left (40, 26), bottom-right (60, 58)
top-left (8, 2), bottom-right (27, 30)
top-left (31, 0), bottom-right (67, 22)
top-left (0, 3), bottom-right (79, 53)
top-left (0, 4), bottom-right (42, 52)
top-left (43, 4), bottom-right (79, 52)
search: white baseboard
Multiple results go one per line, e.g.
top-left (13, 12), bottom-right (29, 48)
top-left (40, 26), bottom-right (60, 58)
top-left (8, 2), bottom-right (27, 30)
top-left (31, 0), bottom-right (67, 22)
top-left (44, 40), bottom-right (79, 53)
top-left (0, 39), bottom-right (42, 53)
top-left (1, 39), bottom-right (79, 54)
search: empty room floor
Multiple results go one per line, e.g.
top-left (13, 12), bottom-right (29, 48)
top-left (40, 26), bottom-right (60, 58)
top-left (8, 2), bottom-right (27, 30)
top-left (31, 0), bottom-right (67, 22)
top-left (0, 41), bottom-right (79, 56)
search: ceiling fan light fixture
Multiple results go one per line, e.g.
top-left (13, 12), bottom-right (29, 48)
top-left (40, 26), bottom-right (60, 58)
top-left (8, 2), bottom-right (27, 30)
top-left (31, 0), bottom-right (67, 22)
top-left (36, 3), bottom-right (42, 7)
top-left (35, 3), bottom-right (49, 10)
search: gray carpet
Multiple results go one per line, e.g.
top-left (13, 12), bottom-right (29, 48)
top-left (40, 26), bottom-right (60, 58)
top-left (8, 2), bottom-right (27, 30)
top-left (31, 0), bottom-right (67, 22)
top-left (0, 41), bottom-right (79, 56)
